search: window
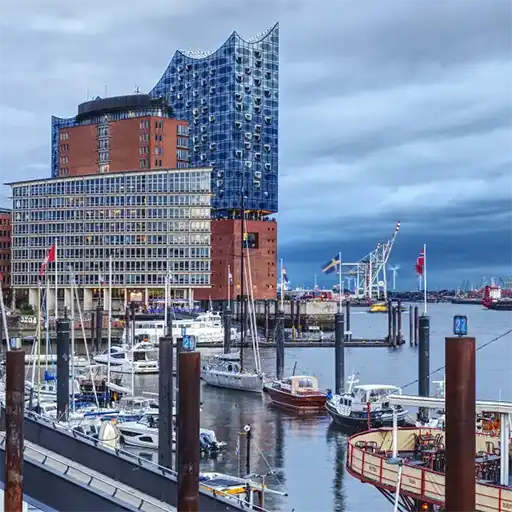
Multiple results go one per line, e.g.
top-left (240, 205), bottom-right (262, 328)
top-left (177, 124), bottom-right (189, 136)
top-left (245, 232), bottom-right (259, 249)
top-left (60, 132), bottom-right (69, 141)
top-left (177, 149), bottom-right (188, 161)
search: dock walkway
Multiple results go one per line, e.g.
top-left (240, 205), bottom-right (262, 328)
top-left (0, 432), bottom-right (176, 512)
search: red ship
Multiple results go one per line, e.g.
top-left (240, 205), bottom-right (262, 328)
top-left (266, 375), bottom-right (327, 414)
top-left (482, 285), bottom-right (512, 311)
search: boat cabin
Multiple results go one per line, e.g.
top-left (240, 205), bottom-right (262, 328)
top-left (272, 375), bottom-right (321, 396)
top-left (118, 396), bottom-right (155, 413)
top-left (345, 385), bottom-right (402, 411)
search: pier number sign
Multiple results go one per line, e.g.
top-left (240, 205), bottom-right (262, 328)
top-left (453, 315), bottom-right (468, 337)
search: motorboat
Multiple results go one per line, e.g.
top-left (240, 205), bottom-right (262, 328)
top-left (109, 343), bottom-right (159, 375)
top-left (201, 353), bottom-right (264, 393)
top-left (368, 302), bottom-right (407, 313)
top-left (93, 345), bottom-right (129, 367)
top-left (118, 411), bottom-right (225, 454)
top-left (326, 375), bottom-right (408, 431)
top-left (199, 472), bottom-right (287, 509)
top-left (25, 375), bottom-right (81, 402)
top-left (266, 375), bottom-right (327, 414)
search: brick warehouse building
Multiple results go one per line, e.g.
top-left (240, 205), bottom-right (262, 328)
top-left (51, 24), bottom-right (279, 301)
top-left (0, 208), bottom-right (11, 301)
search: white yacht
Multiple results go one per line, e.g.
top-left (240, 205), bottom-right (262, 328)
top-left (110, 343), bottom-right (159, 374)
top-left (120, 311), bottom-right (239, 346)
top-left (201, 353), bottom-right (264, 393)
top-left (93, 345), bottom-right (129, 367)
top-left (118, 411), bottom-right (225, 453)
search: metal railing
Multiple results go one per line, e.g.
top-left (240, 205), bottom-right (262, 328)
top-left (0, 433), bottom-right (174, 511)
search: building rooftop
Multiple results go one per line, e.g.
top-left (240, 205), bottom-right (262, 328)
top-left (5, 167), bottom-right (213, 187)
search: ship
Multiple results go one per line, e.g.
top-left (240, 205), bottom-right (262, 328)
top-left (482, 285), bottom-right (512, 311)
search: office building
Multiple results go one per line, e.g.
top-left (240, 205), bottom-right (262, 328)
top-left (9, 168), bottom-right (212, 311)
top-left (53, 94), bottom-right (190, 178)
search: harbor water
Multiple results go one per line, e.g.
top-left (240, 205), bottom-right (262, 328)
top-left (121, 303), bottom-right (511, 511)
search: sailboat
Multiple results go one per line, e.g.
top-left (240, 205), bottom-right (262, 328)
top-left (201, 207), bottom-right (264, 393)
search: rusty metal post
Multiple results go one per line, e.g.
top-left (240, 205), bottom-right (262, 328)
top-left (159, 334), bottom-right (173, 470)
top-left (418, 315), bottom-right (430, 420)
top-left (177, 351), bottom-right (200, 512)
top-left (345, 300), bottom-right (351, 340)
top-left (5, 338), bottom-right (24, 512)
top-left (275, 310), bottom-right (285, 380)
top-left (391, 306), bottom-right (397, 348)
top-left (445, 336), bottom-right (475, 512)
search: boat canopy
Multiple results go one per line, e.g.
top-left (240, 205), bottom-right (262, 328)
top-left (287, 375), bottom-right (319, 393)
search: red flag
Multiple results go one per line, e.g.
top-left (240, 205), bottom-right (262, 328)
top-left (40, 243), bottom-right (56, 276)
top-left (416, 248), bottom-right (425, 276)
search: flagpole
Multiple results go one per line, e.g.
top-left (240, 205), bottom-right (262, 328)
top-left (70, 267), bottom-right (75, 415)
top-left (164, 271), bottom-right (168, 330)
top-left (54, 239), bottom-right (58, 321)
top-left (338, 251), bottom-right (343, 312)
top-left (280, 258), bottom-right (284, 312)
top-left (37, 282), bottom-right (41, 407)
top-left (45, 276), bottom-right (49, 370)
top-left (423, 244), bottom-right (428, 315)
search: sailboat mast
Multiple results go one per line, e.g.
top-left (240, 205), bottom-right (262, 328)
top-left (70, 268), bottom-right (75, 414)
top-left (45, 277), bottom-right (49, 370)
top-left (37, 283), bottom-right (41, 406)
top-left (239, 191), bottom-right (245, 372)
top-left (107, 254), bottom-right (112, 384)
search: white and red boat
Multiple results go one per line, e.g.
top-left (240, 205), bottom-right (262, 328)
top-left (483, 285), bottom-right (512, 311)
top-left (266, 375), bottom-right (327, 414)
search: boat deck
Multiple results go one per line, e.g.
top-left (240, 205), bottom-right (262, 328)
top-left (346, 427), bottom-right (512, 511)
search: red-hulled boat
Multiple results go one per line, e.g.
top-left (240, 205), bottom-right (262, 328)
top-left (266, 375), bottom-right (327, 414)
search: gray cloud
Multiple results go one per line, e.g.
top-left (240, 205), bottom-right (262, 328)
top-left (0, 0), bottom-right (511, 286)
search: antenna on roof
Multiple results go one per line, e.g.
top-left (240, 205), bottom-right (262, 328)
top-left (134, 84), bottom-right (141, 94)
top-left (104, 85), bottom-right (108, 97)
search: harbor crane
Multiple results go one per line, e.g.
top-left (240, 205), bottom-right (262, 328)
top-left (341, 221), bottom-right (401, 301)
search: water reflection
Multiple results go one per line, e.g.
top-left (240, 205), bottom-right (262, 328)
top-left (327, 426), bottom-right (347, 512)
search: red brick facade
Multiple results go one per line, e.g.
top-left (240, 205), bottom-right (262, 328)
top-left (195, 218), bottom-right (278, 301)
top-left (0, 209), bottom-right (11, 292)
top-left (58, 117), bottom-right (189, 177)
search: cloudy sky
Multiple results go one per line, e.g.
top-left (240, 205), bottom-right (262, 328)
top-left (0, 0), bottom-right (511, 290)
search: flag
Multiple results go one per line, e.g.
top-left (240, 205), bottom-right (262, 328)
top-left (282, 266), bottom-right (289, 283)
top-left (40, 242), bottom-right (56, 276)
top-left (416, 248), bottom-right (425, 276)
top-left (321, 255), bottom-right (341, 275)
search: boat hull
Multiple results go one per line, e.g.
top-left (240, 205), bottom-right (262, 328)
top-left (326, 401), bottom-right (408, 431)
top-left (266, 387), bottom-right (326, 414)
top-left (201, 370), bottom-right (263, 393)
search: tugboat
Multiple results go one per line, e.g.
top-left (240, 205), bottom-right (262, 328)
top-left (266, 375), bottom-right (327, 414)
top-left (326, 374), bottom-right (408, 431)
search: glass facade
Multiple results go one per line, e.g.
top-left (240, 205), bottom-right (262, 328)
top-left (10, 169), bottom-right (212, 289)
top-left (149, 24), bottom-right (279, 214)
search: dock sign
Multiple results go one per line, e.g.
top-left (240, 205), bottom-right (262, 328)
top-left (453, 315), bottom-right (468, 337)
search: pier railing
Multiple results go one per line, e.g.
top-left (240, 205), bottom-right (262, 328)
top-left (346, 427), bottom-right (512, 512)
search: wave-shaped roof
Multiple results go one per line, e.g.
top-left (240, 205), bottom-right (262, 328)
top-left (178, 22), bottom-right (278, 60)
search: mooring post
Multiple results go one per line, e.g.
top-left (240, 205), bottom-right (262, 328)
top-left (290, 300), bottom-right (295, 332)
top-left (159, 332), bottom-right (174, 471)
top-left (296, 301), bottom-right (302, 332)
top-left (387, 300), bottom-right (393, 346)
top-left (409, 305), bottom-right (414, 346)
top-left (56, 316), bottom-right (70, 421)
top-left (264, 300), bottom-right (269, 341)
top-left (414, 305), bottom-right (419, 346)
top-left (166, 306), bottom-right (172, 337)
top-left (245, 424), bottom-right (252, 476)
top-left (334, 312), bottom-right (345, 393)
top-left (345, 301), bottom-right (351, 341)
top-left (5, 338), bottom-right (24, 512)
top-left (273, 299), bottom-right (279, 340)
top-left (396, 300), bottom-right (402, 345)
top-left (223, 307), bottom-right (232, 354)
top-left (391, 306), bottom-right (397, 348)
top-left (445, 336), bottom-right (475, 512)
top-left (275, 309), bottom-right (285, 380)
top-left (95, 303), bottom-right (103, 352)
top-left (418, 315), bottom-right (430, 420)
top-left (177, 350), bottom-right (200, 512)
top-left (124, 306), bottom-right (131, 346)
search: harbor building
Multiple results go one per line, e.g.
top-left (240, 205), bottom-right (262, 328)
top-left (53, 94), bottom-right (190, 178)
top-left (8, 168), bottom-right (212, 311)
top-left (50, 24), bottom-right (279, 301)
